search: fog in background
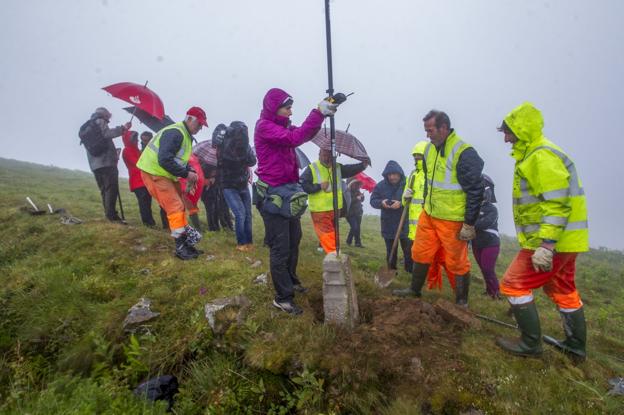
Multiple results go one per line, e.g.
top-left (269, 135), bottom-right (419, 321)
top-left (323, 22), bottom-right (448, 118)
top-left (1, 0), bottom-right (622, 249)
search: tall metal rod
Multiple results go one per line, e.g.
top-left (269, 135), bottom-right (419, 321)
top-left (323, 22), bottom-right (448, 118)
top-left (324, 0), bottom-right (340, 255)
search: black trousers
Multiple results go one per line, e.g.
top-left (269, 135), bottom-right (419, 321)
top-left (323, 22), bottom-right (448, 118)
top-left (260, 210), bottom-right (302, 303)
top-left (132, 186), bottom-right (156, 226)
top-left (93, 166), bottom-right (120, 220)
top-left (202, 185), bottom-right (233, 231)
top-left (346, 214), bottom-right (362, 245)
top-left (384, 237), bottom-right (413, 272)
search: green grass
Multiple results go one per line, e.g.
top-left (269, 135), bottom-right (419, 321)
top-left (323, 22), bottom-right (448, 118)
top-left (0, 157), bottom-right (622, 414)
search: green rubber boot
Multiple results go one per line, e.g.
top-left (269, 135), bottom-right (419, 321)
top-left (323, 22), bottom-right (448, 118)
top-left (393, 262), bottom-right (428, 297)
top-left (546, 307), bottom-right (587, 360)
top-left (496, 301), bottom-right (543, 357)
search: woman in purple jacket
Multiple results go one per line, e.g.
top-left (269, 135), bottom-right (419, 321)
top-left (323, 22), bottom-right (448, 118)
top-left (254, 88), bottom-right (337, 315)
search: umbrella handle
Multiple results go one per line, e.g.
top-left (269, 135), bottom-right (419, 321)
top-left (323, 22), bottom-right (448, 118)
top-left (128, 80), bottom-right (149, 125)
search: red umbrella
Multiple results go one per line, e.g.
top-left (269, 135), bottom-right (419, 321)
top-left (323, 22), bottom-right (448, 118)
top-left (102, 82), bottom-right (165, 120)
top-left (353, 172), bottom-right (376, 193)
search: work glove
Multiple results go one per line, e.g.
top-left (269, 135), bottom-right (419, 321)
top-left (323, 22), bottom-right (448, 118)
top-left (403, 188), bottom-right (414, 199)
top-left (458, 223), bottom-right (476, 241)
top-left (318, 100), bottom-right (338, 116)
top-left (531, 246), bottom-right (554, 272)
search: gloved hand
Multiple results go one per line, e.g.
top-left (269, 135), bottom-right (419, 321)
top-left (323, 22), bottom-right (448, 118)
top-left (403, 188), bottom-right (414, 199)
top-left (531, 246), bottom-right (554, 272)
top-left (458, 223), bottom-right (476, 240)
top-left (318, 100), bottom-right (338, 116)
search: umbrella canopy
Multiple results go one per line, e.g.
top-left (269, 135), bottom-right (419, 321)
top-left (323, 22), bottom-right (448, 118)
top-left (311, 126), bottom-right (371, 165)
top-left (193, 140), bottom-right (218, 166)
top-left (295, 148), bottom-right (311, 170)
top-left (103, 82), bottom-right (165, 120)
top-left (123, 107), bottom-right (174, 133)
top-left (352, 172), bottom-right (376, 193)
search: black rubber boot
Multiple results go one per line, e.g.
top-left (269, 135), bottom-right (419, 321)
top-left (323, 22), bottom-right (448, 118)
top-left (496, 301), bottom-right (543, 357)
top-left (455, 273), bottom-right (471, 306)
top-left (393, 262), bottom-right (429, 297)
top-left (175, 234), bottom-right (198, 260)
top-left (547, 307), bottom-right (587, 360)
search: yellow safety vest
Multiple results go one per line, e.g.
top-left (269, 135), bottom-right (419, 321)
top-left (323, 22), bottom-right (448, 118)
top-left (137, 122), bottom-right (192, 181)
top-left (404, 167), bottom-right (425, 240)
top-left (423, 131), bottom-right (472, 221)
top-left (308, 160), bottom-right (343, 212)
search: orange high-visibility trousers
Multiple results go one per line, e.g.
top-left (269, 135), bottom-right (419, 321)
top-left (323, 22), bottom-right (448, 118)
top-left (311, 210), bottom-right (336, 253)
top-left (141, 171), bottom-right (188, 235)
top-left (411, 212), bottom-right (470, 275)
top-left (500, 249), bottom-right (582, 310)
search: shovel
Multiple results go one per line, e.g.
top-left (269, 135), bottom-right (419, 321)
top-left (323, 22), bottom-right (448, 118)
top-left (375, 175), bottom-right (416, 288)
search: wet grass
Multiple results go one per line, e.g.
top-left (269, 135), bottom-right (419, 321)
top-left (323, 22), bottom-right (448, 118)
top-left (0, 157), bottom-right (622, 414)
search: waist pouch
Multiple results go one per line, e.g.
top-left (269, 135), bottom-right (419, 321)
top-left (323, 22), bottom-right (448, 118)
top-left (254, 179), bottom-right (308, 218)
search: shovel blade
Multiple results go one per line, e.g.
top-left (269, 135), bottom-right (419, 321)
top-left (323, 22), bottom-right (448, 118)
top-left (374, 266), bottom-right (397, 288)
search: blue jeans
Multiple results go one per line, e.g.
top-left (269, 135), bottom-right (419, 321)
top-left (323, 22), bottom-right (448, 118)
top-left (223, 187), bottom-right (253, 245)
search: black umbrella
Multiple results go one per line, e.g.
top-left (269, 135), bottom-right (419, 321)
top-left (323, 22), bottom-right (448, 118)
top-left (123, 106), bottom-right (174, 133)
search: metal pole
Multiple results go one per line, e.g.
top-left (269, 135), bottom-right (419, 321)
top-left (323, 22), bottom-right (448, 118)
top-left (324, 0), bottom-right (340, 255)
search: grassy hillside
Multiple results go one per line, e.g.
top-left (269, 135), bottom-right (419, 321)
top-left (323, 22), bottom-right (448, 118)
top-left (0, 157), bottom-right (622, 414)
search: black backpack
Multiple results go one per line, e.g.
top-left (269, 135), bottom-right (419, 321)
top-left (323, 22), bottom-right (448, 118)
top-left (78, 118), bottom-right (110, 156)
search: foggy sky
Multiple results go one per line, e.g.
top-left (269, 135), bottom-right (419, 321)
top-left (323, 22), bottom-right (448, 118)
top-left (1, 0), bottom-right (622, 249)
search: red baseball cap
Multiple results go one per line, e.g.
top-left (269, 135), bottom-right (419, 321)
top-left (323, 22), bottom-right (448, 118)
top-left (186, 106), bottom-right (208, 127)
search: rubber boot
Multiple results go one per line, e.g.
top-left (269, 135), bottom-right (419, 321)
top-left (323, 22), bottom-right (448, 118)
top-left (496, 301), bottom-right (543, 357)
top-left (175, 234), bottom-right (198, 260)
top-left (548, 308), bottom-right (587, 360)
top-left (455, 273), bottom-right (470, 306)
top-left (189, 213), bottom-right (202, 232)
top-left (393, 262), bottom-right (429, 297)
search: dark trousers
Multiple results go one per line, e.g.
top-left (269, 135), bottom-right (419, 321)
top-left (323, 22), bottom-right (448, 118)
top-left (93, 166), bottom-right (120, 220)
top-left (132, 186), bottom-right (156, 226)
top-left (260, 210), bottom-right (302, 302)
top-left (346, 214), bottom-right (362, 245)
top-left (384, 237), bottom-right (413, 272)
top-left (202, 186), bottom-right (233, 231)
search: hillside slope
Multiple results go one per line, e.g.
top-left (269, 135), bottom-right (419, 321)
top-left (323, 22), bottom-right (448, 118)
top-left (0, 157), bottom-right (622, 414)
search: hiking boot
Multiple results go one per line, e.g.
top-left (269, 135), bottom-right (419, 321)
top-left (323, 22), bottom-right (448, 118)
top-left (354, 243), bottom-right (364, 248)
top-left (272, 299), bottom-right (303, 315)
top-left (455, 273), bottom-right (471, 306)
top-left (175, 235), bottom-right (198, 260)
top-left (496, 301), bottom-right (543, 357)
top-left (184, 225), bottom-right (202, 246)
top-left (393, 262), bottom-right (428, 297)
top-left (187, 245), bottom-right (204, 256)
top-left (293, 284), bottom-right (309, 294)
top-left (544, 307), bottom-right (587, 360)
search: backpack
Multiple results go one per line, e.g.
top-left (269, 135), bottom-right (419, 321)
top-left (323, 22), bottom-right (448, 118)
top-left (78, 118), bottom-right (110, 156)
top-left (254, 179), bottom-right (308, 219)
